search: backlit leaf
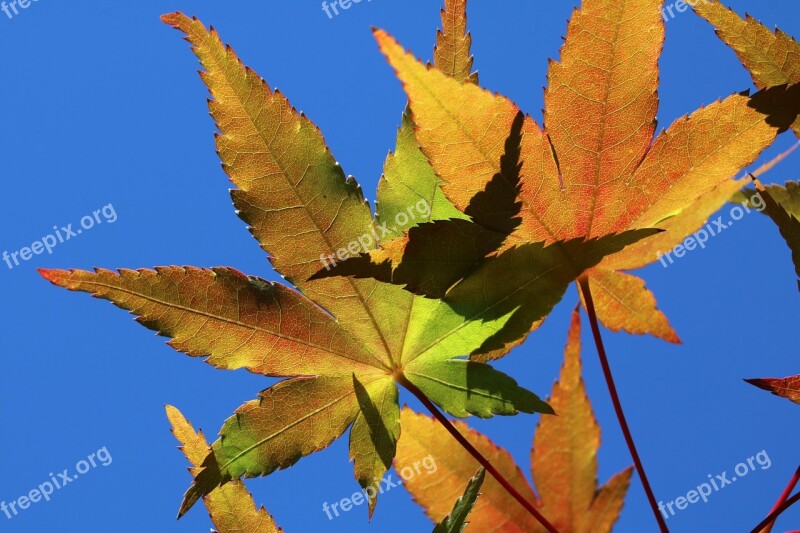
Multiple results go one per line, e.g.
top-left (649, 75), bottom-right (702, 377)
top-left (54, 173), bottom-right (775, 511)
top-left (749, 179), bottom-right (800, 290)
top-left (396, 310), bottom-right (632, 532)
top-left (41, 7), bottom-right (550, 520)
top-left (166, 405), bottom-right (282, 533)
top-left (580, 269), bottom-right (679, 344)
top-left (746, 376), bottom-right (800, 406)
top-left (434, 0), bottom-right (476, 83)
top-left (433, 468), bottom-right (486, 533)
top-left (362, 3), bottom-right (787, 344)
top-left (531, 309), bottom-right (632, 531)
top-left (694, 0), bottom-right (800, 136)
top-left (396, 408), bottom-right (539, 532)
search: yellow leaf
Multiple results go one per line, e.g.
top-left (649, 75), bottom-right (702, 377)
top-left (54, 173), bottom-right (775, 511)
top-left (166, 406), bottom-right (283, 533)
top-left (694, 1), bottom-right (800, 136)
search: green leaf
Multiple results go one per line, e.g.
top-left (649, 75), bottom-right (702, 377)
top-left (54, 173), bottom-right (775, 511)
top-left (432, 468), bottom-right (486, 533)
top-left (404, 359), bottom-right (553, 419)
top-left (350, 375), bottom-right (401, 517)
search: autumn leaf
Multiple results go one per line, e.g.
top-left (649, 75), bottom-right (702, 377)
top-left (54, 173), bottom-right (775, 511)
top-left (434, 0), bottom-right (477, 83)
top-left (694, 0), bottom-right (800, 137)
top-left (433, 468), bottom-right (485, 533)
top-left (395, 309), bottom-right (632, 532)
top-left (327, 0), bottom-right (793, 347)
top-left (739, 179), bottom-right (800, 290)
top-left (166, 405), bottom-right (282, 533)
top-left (39, 6), bottom-right (561, 521)
top-left (746, 376), bottom-right (800, 406)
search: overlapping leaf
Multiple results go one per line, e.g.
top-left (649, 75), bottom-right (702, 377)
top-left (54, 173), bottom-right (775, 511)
top-left (38, 4), bottom-right (577, 521)
top-left (324, 0), bottom-right (795, 346)
top-left (694, 0), bottom-right (800, 137)
top-left (166, 405), bottom-right (282, 533)
top-left (433, 468), bottom-right (485, 533)
top-left (395, 309), bottom-right (632, 532)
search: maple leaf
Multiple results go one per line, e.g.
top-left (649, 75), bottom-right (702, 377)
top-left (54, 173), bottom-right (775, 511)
top-left (322, 0), bottom-right (796, 348)
top-left (694, 0), bottom-right (800, 137)
top-left (166, 405), bottom-right (282, 533)
top-left (395, 309), bottom-right (632, 532)
top-left (434, 0), bottom-right (477, 83)
top-left (746, 376), bottom-right (800, 406)
top-left (433, 468), bottom-right (486, 533)
top-left (739, 179), bottom-right (800, 290)
top-left (36, 4), bottom-right (637, 521)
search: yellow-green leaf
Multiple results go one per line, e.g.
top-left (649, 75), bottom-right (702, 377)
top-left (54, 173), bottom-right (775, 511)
top-left (166, 405), bottom-right (282, 533)
top-left (39, 267), bottom-right (380, 377)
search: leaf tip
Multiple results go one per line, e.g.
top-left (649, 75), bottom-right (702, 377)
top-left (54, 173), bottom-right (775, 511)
top-left (38, 268), bottom-right (67, 285)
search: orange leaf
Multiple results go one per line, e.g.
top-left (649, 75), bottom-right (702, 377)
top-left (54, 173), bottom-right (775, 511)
top-left (370, 0), bottom-right (786, 342)
top-left (396, 310), bottom-right (632, 532)
top-left (531, 309), bottom-right (632, 531)
top-left (543, 0), bottom-right (663, 238)
top-left (434, 0), bottom-right (476, 83)
top-left (581, 269), bottom-right (679, 343)
top-left (396, 408), bottom-right (540, 532)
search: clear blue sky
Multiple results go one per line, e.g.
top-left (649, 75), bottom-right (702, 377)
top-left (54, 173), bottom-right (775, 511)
top-left (1, 1), bottom-right (799, 532)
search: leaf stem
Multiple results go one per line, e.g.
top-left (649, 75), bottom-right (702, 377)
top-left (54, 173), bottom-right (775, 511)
top-left (398, 376), bottom-right (560, 533)
top-left (750, 491), bottom-right (800, 533)
top-left (754, 465), bottom-right (800, 533)
top-left (578, 276), bottom-right (668, 533)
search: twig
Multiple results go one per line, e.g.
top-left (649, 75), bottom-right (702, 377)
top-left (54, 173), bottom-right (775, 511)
top-left (750, 491), bottom-right (800, 533)
top-left (756, 465), bottom-right (800, 533)
top-left (399, 376), bottom-right (560, 533)
top-left (578, 276), bottom-right (669, 533)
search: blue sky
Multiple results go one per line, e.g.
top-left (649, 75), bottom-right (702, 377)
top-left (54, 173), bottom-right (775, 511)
top-left (1, 1), bottom-right (799, 532)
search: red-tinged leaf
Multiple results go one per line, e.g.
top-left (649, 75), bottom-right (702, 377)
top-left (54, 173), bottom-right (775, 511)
top-left (366, 8), bottom-right (788, 343)
top-left (747, 376), bottom-right (800, 406)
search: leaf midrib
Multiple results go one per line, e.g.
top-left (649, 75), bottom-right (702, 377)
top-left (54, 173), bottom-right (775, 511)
top-left (198, 24), bottom-right (397, 371)
top-left (74, 278), bottom-right (376, 373)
